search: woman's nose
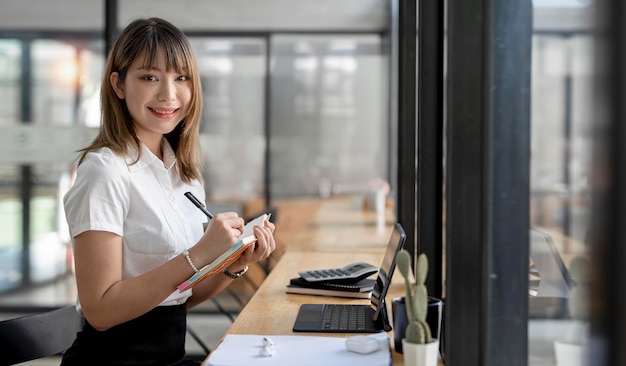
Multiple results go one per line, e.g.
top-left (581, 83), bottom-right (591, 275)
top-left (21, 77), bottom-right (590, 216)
top-left (157, 80), bottom-right (176, 101)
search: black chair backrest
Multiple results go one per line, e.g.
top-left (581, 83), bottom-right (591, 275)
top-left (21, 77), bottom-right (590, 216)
top-left (0, 305), bottom-right (83, 365)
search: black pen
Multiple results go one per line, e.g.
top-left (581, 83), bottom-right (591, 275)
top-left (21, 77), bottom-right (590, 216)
top-left (184, 192), bottom-right (214, 219)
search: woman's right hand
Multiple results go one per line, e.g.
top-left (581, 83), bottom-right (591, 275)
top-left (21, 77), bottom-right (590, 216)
top-left (191, 212), bottom-right (245, 267)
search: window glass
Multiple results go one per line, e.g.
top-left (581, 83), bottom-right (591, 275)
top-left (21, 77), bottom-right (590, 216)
top-left (529, 5), bottom-right (593, 365)
top-left (32, 39), bottom-right (104, 126)
top-left (0, 191), bottom-right (22, 291)
top-left (0, 40), bottom-right (21, 125)
top-left (0, 37), bottom-right (103, 293)
top-left (270, 35), bottom-right (388, 198)
top-left (0, 40), bottom-right (23, 291)
top-left (189, 37), bottom-right (266, 209)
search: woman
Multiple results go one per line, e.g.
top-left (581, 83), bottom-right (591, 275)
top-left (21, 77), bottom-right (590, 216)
top-left (61, 17), bottom-right (276, 365)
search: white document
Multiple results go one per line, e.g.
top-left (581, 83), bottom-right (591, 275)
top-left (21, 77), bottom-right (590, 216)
top-left (205, 333), bottom-right (391, 366)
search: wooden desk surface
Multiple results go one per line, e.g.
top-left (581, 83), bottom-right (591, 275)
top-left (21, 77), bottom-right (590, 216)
top-left (275, 196), bottom-right (396, 252)
top-left (204, 250), bottom-right (408, 365)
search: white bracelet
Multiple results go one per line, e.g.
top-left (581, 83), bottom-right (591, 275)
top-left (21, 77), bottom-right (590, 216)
top-left (183, 249), bottom-right (199, 273)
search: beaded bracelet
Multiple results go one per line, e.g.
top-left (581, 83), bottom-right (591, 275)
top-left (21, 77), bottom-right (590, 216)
top-left (183, 249), bottom-right (199, 273)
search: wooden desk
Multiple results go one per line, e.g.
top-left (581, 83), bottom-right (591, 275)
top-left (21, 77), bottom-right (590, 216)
top-left (203, 250), bottom-right (408, 365)
top-left (200, 196), bottom-right (442, 365)
top-left (275, 196), bottom-right (395, 252)
top-left (223, 195), bottom-right (396, 315)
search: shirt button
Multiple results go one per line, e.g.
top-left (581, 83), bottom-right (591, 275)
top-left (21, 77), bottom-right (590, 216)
top-left (169, 194), bottom-right (174, 201)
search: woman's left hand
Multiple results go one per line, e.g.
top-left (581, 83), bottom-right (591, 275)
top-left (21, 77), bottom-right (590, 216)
top-left (186, 219), bottom-right (276, 308)
top-left (230, 219), bottom-right (276, 270)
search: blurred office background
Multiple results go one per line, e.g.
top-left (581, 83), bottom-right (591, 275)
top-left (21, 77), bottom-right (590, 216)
top-left (0, 0), bottom-right (608, 365)
top-left (0, 0), bottom-right (391, 292)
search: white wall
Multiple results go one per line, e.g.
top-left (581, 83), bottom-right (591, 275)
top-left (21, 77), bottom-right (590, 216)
top-left (0, 0), bottom-right (389, 32)
top-left (0, 0), bottom-right (594, 33)
top-left (0, 0), bottom-right (104, 30)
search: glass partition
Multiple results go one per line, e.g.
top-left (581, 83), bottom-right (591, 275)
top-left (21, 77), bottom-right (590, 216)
top-left (0, 31), bottom-right (392, 293)
top-left (0, 37), bottom-right (103, 292)
top-left (32, 39), bottom-right (104, 126)
top-left (528, 6), bottom-right (594, 366)
top-left (0, 40), bottom-right (20, 126)
top-left (270, 34), bottom-right (388, 198)
top-left (190, 37), bottom-right (267, 209)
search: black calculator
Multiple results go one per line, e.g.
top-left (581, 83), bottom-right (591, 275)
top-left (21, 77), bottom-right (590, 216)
top-left (298, 262), bottom-right (378, 283)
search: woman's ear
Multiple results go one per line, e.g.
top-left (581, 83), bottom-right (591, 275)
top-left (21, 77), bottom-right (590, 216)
top-left (110, 72), bottom-right (125, 99)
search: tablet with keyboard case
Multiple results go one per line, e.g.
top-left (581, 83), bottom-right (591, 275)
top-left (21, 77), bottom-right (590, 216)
top-left (292, 223), bottom-right (406, 333)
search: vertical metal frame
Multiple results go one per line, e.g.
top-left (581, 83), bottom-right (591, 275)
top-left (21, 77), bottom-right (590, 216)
top-left (590, 0), bottom-right (626, 364)
top-left (445, 0), bottom-right (532, 365)
top-left (417, 0), bottom-right (444, 298)
top-left (20, 41), bottom-right (33, 285)
top-left (386, 0), bottom-right (399, 209)
top-left (396, 0), bottom-right (417, 268)
top-left (104, 0), bottom-right (117, 56)
top-left (393, 0), bottom-right (445, 304)
top-left (263, 35), bottom-right (272, 208)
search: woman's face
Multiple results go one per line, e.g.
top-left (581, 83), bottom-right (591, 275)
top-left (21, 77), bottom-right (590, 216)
top-left (110, 51), bottom-right (192, 145)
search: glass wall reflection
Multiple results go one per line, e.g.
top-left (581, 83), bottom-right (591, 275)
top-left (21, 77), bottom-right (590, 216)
top-left (270, 35), bottom-right (388, 198)
top-left (0, 31), bottom-right (390, 293)
top-left (529, 4), bottom-right (593, 365)
top-left (0, 37), bottom-right (103, 292)
top-left (0, 40), bottom-right (22, 291)
top-left (191, 37), bottom-right (267, 208)
top-left (0, 40), bottom-right (20, 126)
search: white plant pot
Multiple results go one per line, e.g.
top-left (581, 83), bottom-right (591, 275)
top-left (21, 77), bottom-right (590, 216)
top-left (554, 340), bottom-right (586, 366)
top-left (402, 338), bottom-right (439, 366)
top-left (554, 320), bottom-right (590, 366)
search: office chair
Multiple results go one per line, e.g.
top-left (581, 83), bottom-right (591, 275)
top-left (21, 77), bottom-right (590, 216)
top-left (0, 305), bottom-right (83, 365)
top-left (186, 325), bottom-right (212, 360)
top-left (0, 306), bottom-right (214, 364)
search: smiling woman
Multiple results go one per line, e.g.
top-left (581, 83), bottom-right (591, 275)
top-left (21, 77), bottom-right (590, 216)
top-left (59, 17), bottom-right (276, 365)
top-left (84, 17), bottom-right (204, 180)
top-left (108, 54), bottom-right (193, 157)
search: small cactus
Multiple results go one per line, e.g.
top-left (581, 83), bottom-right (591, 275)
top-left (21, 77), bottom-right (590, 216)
top-left (397, 249), bottom-right (432, 344)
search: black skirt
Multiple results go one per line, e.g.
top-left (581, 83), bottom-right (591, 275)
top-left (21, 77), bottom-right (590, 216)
top-left (61, 304), bottom-right (200, 366)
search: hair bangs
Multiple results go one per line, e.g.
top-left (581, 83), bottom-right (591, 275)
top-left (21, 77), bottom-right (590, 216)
top-left (137, 32), bottom-right (191, 76)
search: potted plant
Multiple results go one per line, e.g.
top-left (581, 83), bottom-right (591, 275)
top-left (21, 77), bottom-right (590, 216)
top-left (554, 256), bottom-right (590, 366)
top-left (396, 249), bottom-right (439, 366)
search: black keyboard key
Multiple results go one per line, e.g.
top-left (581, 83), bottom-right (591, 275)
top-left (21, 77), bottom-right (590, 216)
top-left (321, 305), bottom-right (368, 331)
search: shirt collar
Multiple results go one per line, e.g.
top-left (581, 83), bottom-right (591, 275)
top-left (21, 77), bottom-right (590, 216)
top-left (161, 139), bottom-right (176, 169)
top-left (126, 138), bottom-right (177, 171)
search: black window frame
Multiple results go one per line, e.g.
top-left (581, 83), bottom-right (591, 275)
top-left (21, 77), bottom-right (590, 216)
top-left (444, 0), bottom-right (532, 365)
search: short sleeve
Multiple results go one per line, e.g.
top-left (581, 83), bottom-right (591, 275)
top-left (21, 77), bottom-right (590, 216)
top-left (63, 149), bottom-right (130, 238)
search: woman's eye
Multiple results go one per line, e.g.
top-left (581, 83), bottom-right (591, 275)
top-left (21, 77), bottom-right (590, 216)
top-left (143, 75), bottom-right (157, 81)
top-left (177, 75), bottom-right (189, 81)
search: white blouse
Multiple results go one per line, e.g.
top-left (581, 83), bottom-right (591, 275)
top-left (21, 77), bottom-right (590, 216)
top-left (64, 139), bottom-right (207, 306)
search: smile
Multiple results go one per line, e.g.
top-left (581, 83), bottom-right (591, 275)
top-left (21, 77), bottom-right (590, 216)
top-left (148, 107), bottom-right (179, 116)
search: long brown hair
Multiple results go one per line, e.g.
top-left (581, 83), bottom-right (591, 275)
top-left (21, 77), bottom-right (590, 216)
top-left (78, 17), bottom-right (203, 183)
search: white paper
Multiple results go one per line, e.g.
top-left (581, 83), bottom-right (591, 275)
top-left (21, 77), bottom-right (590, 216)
top-left (205, 333), bottom-right (391, 366)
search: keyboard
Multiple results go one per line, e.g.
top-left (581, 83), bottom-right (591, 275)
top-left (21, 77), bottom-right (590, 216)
top-left (321, 304), bottom-right (369, 331)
